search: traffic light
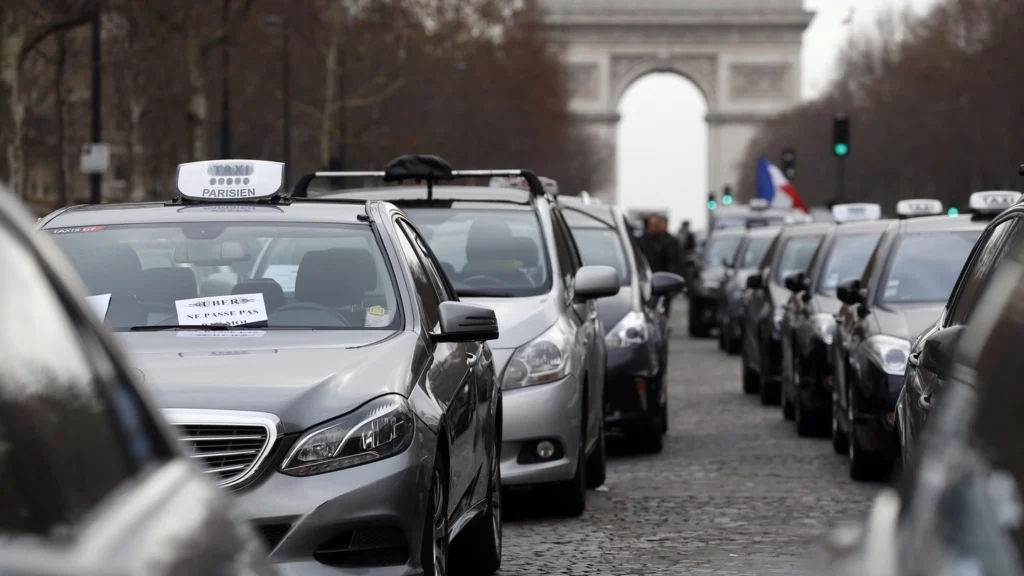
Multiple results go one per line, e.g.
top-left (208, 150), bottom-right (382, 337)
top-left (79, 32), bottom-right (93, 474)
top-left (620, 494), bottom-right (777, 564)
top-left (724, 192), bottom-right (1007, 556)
top-left (833, 114), bottom-right (850, 158)
top-left (721, 185), bottom-right (734, 206)
top-left (781, 148), bottom-right (796, 180)
top-left (707, 192), bottom-right (718, 211)
top-left (947, 206), bottom-right (959, 217)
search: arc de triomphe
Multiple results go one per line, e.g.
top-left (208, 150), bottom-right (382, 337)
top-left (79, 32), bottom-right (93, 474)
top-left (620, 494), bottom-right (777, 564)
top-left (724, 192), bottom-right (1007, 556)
top-left (542, 0), bottom-right (814, 204)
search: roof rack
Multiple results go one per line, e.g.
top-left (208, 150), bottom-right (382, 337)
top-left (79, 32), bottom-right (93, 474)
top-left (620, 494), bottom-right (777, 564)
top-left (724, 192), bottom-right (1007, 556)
top-left (292, 154), bottom-right (547, 200)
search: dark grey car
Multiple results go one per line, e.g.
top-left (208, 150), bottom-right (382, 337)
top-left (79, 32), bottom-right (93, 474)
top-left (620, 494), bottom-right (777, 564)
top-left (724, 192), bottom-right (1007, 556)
top-left (717, 226), bottom-right (779, 355)
top-left (0, 185), bottom-right (274, 575)
top-left (38, 159), bottom-right (505, 576)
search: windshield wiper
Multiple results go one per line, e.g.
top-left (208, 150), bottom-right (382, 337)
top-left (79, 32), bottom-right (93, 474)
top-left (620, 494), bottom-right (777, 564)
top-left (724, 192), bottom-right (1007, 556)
top-left (128, 324), bottom-right (241, 332)
top-left (457, 289), bottom-right (517, 298)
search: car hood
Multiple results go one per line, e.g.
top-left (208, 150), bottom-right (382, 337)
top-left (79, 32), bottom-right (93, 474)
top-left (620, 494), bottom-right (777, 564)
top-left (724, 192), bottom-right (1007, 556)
top-left (874, 303), bottom-right (946, 341)
top-left (701, 265), bottom-right (728, 285)
top-left (813, 293), bottom-right (844, 316)
top-left (461, 294), bottom-right (559, 350)
top-left (595, 286), bottom-right (634, 335)
top-left (117, 330), bottom-right (421, 433)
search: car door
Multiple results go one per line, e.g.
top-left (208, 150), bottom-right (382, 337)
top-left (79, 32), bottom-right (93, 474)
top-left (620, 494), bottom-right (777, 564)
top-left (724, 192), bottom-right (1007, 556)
top-left (550, 206), bottom-right (602, 451)
top-left (906, 217), bottom-right (1019, 440)
top-left (392, 216), bottom-right (477, 517)
top-left (0, 217), bottom-right (271, 574)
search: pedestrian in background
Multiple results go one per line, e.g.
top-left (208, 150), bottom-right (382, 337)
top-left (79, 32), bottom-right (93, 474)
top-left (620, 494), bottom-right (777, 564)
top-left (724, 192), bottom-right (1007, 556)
top-left (676, 220), bottom-right (698, 295)
top-left (638, 214), bottom-right (681, 313)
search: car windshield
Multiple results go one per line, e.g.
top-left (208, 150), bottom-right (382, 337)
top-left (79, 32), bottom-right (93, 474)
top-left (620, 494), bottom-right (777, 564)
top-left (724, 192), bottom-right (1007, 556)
top-left (879, 231), bottom-right (981, 304)
top-left (47, 222), bottom-right (400, 330)
top-left (772, 235), bottom-right (823, 285)
top-left (738, 236), bottom-right (773, 269)
top-left (704, 235), bottom-right (742, 267)
top-left (568, 227), bottom-right (630, 286)
top-left (816, 233), bottom-right (882, 295)
top-left (403, 208), bottom-right (550, 297)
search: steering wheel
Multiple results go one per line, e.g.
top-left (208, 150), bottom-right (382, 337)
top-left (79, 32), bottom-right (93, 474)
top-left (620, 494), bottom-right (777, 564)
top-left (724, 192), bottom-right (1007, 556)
top-left (273, 301), bottom-right (350, 326)
top-left (461, 275), bottom-right (507, 289)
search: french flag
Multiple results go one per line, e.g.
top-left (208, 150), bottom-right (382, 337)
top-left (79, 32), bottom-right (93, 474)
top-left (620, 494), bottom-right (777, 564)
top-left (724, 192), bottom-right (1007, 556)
top-left (757, 157), bottom-right (808, 213)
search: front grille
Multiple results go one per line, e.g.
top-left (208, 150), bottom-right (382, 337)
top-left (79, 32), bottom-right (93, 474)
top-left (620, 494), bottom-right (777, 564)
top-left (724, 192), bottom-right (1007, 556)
top-left (163, 410), bottom-right (279, 488)
top-left (314, 526), bottom-right (409, 568)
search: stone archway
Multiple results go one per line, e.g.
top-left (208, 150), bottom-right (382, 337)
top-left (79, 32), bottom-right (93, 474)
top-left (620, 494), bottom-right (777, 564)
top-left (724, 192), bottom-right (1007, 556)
top-left (542, 0), bottom-right (814, 205)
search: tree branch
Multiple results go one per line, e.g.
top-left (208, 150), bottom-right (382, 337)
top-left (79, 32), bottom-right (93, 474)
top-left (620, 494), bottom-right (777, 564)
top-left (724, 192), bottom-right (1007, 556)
top-left (17, 1), bottom-right (98, 70)
top-left (199, 0), bottom-right (255, 57)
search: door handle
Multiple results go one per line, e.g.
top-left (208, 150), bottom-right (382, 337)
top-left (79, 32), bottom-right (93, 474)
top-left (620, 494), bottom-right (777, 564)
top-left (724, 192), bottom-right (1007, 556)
top-left (918, 393), bottom-right (931, 410)
top-left (466, 352), bottom-right (478, 367)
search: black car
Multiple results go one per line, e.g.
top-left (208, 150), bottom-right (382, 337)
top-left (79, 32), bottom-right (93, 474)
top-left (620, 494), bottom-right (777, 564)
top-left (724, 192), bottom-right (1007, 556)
top-left (832, 214), bottom-right (985, 481)
top-left (688, 227), bottom-right (745, 337)
top-left (824, 217), bottom-right (1024, 576)
top-left (717, 226), bottom-right (779, 355)
top-left (780, 205), bottom-right (889, 437)
top-left (0, 186), bottom-right (274, 574)
top-left (742, 223), bottom-right (830, 403)
top-left (896, 190), bottom-right (1023, 468)
top-left (559, 197), bottom-right (685, 452)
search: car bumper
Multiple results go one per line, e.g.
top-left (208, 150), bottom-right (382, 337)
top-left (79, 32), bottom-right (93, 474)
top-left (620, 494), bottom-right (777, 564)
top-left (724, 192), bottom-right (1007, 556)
top-left (238, 424), bottom-right (435, 575)
top-left (604, 344), bottom-right (661, 430)
top-left (500, 374), bottom-right (581, 486)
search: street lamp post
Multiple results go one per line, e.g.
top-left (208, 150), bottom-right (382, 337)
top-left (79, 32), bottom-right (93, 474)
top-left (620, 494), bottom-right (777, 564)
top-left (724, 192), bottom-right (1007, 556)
top-left (266, 14), bottom-right (291, 188)
top-left (220, 0), bottom-right (231, 159)
top-left (89, 11), bottom-right (101, 204)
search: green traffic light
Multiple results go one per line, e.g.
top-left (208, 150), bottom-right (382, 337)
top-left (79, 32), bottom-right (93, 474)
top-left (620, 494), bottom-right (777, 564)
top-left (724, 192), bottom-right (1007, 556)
top-left (707, 200), bottom-right (718, 211)
top-left (834, 143), bottom-right (849, 157)
top-left (722, 194), bottom-right (734, 206)
top-left (947, 207), bottom-right (959, 216)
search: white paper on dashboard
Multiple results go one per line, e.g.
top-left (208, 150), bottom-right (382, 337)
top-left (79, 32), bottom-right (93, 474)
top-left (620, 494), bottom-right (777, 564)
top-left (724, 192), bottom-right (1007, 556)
top-left (174, 293), bottom-right (268, 327)
top-left (261, 264), bottom-right (299, 292)
top-left (84, 293), bottom-right (112, 321)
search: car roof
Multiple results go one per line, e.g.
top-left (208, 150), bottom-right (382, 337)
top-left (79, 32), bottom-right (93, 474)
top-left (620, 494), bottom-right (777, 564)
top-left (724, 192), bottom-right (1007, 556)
top-left (714, 205), bottom-right (798, 217)
top-left (709, 226), bottom-right (747, 238)
top-left (39, 200), bottom-right (371, 227)
top-left (778, 222), bottom-right (833, 237)
top-left (746, 225), bottom-right (783, 238)
top-left (833, 219), bottom-right (892, 235)
top-left (322, 185), bottom-right (533, 206)
top-left (892, 214), bottom-right (987, 235)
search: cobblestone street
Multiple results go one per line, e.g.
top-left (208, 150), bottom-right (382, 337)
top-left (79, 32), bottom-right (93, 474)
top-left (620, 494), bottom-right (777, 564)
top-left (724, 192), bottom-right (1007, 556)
top-left (499, 301), bottom-right (877, 575)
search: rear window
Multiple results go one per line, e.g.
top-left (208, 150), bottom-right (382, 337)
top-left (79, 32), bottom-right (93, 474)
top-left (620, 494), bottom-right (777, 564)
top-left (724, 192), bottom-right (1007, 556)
top-left (816, 233), bottom-right (882, 295)
top-left (879, 231), bottom-right (981, 304)
top-left (772, 235), bottom-right (823, 285)
top-left (704, 235), bottom-right (742, 267)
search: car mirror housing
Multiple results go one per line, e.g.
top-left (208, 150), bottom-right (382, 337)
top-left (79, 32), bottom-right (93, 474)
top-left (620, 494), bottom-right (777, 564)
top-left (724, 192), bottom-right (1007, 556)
top-left (574, 265), bottom-right (620, 301)
top-left (746, 274), bottom-right (764, 290)
top-left (921, 325), bottom-right (966, 379)
top-left (836, 278), bottom-right (865, 305)
top-left (784, 272), bottom-right (805, 293)
top-left (651, 271), bottom-right (685, 297)
top-left (433, 301), bottom-right (499, 343)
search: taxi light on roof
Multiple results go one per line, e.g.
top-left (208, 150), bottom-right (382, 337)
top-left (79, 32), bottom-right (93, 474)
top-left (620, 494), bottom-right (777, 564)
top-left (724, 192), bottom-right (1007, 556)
top-left (831, 203), bottom-right (882, 223)
top-left (177, 160), bottom-right (284, 202)
top-left (748, 198), bottom-right (769, 210)
top-left (969, 190), bottom-right (1021, 213)
top-left (895, 199), bottom-right (943, 219)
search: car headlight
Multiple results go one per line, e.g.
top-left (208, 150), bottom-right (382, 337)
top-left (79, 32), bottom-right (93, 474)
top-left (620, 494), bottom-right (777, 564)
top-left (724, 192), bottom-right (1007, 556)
top-left (810, 313), bottom-right (836, 346)
top-left (280, 395), bottom-right (414, 476)
top-left (866, 335), bottom-right (912, 376)
top-left (605, 310), bottom-right (648, 348)
top-left (502, 321), bottom-right (572, 390)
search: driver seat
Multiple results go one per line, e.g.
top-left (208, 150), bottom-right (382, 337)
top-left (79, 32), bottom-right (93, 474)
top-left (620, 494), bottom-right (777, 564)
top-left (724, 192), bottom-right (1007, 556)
top-left (293, 248), bottom-right (378, 317)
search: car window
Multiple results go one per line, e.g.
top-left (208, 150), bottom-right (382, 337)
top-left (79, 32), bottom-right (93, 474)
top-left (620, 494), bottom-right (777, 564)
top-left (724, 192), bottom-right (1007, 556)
top-left (398, 219), bottom-right (454, 302)
top-left (0, 224), bottom-right (136, 536)
top-left (393, 220), bottom-right (443, 331)
top-left (567, 226), bottom-right (630, 286)
top-left (878, 231), bottom-right (982, 304)
top-left (48, 222), bottom-right (400, 330)
top-left (551, 208), bottom-right (583, 279)
top-left (947, 220), bottom-right (1018, 326)
top-left (739, 236), bottom-right (773, 269)
top-left (816, 233), bottom-right (882, 295)
top-left (704, 235), bottom-right (742, 267)
top-left (404, 208), bottom-right (550, 298)
top-left (771, 235), bottom-right (823, 285)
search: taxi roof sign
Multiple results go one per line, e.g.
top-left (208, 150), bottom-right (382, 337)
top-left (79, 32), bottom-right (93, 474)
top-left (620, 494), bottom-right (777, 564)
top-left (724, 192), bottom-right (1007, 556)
top-left (831, 203), bottom-right (882, 223)
top-left (895, 199), bottom-right (943, 219)
top-left (176, 160), bottom-right (285, 202)
top-left (969, 190), bottom-right (1021, 215)
top-left (748, 198), bottom-right (770, 210)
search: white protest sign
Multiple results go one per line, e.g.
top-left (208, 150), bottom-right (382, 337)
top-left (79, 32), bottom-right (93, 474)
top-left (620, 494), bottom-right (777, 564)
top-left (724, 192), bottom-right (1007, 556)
top-left (84, 294), bottom-right (112, 321)
top-left (174, 293), bottom-right (268, 327)
top-left (262, 264), bottom-right (299, 292)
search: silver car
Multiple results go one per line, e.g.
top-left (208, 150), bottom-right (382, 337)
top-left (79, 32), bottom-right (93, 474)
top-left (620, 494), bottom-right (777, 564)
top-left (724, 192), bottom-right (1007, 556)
top-left (38, 159), bottom-right (504, 576)
top-left (0, 186), bottom-right (273, 574)
top-left (308, 157), bottom-right (621, 517)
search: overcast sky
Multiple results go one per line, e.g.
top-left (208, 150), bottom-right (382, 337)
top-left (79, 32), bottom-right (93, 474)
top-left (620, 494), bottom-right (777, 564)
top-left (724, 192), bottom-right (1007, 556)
top-left (617, 0), bottom-right (939, 232)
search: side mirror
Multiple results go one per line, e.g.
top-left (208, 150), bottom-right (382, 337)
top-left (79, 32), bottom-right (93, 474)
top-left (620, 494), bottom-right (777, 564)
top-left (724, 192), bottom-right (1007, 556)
top-left (921, 325), bottom-right (966, 379)
top-left (836, 278), bottom-right (865, 305)
top-left (784, 272), bottom-right (806, 293)
top-left (574, 265), bottom-right (620, 301)
top-left (721, 256), bottom-right (733, 268)
top-left (746, 274), bottom-right (764, 290)
top-left (651, 271), bottom-right (685, 297)
top-left (433, 302), bottom-right (499, 342)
